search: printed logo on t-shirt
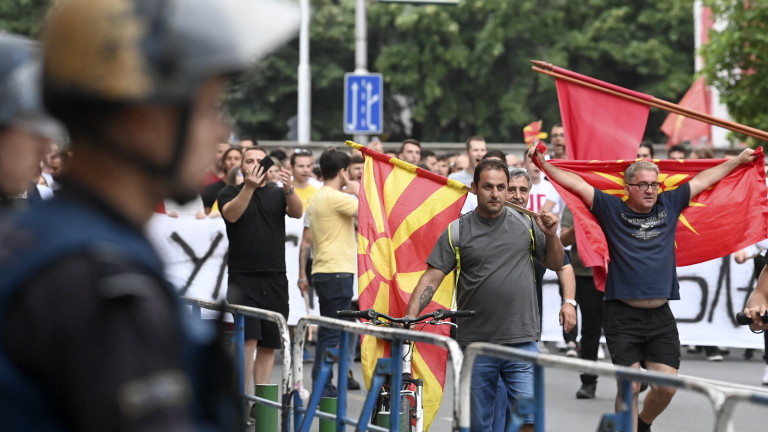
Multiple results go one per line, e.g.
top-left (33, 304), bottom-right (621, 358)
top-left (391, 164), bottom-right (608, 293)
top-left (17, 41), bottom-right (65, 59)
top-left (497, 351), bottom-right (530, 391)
top-left (621, 210), bottom-right (667, 240)
top-left (527, 194), bottom-right (549, 213)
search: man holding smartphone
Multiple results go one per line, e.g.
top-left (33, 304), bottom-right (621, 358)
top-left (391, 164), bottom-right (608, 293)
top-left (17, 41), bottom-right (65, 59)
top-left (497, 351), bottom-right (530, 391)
top-left (219, 146), bottom-right (303, 395)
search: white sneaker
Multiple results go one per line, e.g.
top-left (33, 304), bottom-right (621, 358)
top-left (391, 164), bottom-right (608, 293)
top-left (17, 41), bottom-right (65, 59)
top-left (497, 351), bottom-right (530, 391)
top-left (555, 340), bottom-right (568, 351)
top-left (537, 341), bottom-right (549, 354)
top-left (762, 366), bottom-right (768, 386)
top-left (597, 344), bottom-right (606, 360)
top-left (565, 341), bottom-right (578, 358)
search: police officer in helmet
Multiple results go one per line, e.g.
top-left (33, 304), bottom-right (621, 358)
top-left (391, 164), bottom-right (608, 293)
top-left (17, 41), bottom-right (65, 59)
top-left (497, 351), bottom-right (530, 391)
top-left (0, 0), bottom-right (299, 430)
top-left (0, 33), bottom-right (62, 212)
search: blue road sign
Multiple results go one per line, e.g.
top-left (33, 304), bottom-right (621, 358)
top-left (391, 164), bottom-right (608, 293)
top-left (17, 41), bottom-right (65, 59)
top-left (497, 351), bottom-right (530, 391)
top-left (344, 73), bottom-right (383, 134)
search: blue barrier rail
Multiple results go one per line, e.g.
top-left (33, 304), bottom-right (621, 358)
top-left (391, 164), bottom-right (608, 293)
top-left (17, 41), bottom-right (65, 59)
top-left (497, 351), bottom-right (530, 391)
top-left (179, 298), bottom-right (768, 432)
top-left (458, 342), bottom-right (768, 432)
top-left (291, 316), bottom-right (463, 431)
top-left (182, 297), bottom-right (293, 431)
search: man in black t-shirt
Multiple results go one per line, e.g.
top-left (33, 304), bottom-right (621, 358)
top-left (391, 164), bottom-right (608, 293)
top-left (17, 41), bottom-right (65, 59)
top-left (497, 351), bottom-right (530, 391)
top-left (218, 146), bottom-right (303, 394)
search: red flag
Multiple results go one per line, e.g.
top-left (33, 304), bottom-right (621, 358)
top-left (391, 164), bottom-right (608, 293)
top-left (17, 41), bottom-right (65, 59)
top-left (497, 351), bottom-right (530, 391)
top-left (523, 120), bottom-right (548, 146)
top-left (551, 71), bottom-right (652, 287)
top-left (660, 77), bottom-right (712, 148)
top-left (350, 141), bottom-right (467, 430)
top-left (555, 76), bottom-right (649, 161)
top-left (537, 149), bottom-right (768, 274)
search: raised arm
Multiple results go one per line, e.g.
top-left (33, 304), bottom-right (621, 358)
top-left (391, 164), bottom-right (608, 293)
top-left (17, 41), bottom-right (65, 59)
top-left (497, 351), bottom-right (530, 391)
top-left (276, 167), bottom-right (303, 218)
top-left (221, 166), bottom-right (265, 222)
top-left (688, 148), bottom-right (756, 197)
top-left (405, 266), bottom-right (448, 318)
top-left (528, 144), bottom-right (595, 208)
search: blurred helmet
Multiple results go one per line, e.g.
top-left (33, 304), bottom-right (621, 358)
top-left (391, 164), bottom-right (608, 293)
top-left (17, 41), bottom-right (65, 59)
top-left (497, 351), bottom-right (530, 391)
top-left (0, 33), bottom-right (62, 140)
top-left (42, 0), bottom-right (300, 107)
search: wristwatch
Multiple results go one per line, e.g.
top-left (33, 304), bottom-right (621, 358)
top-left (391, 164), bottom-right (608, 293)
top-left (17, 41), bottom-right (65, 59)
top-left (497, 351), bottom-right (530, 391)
top-left (285, 186), bottom-right (295, 195)
top-left (563, 299), bottom-right (577, 307)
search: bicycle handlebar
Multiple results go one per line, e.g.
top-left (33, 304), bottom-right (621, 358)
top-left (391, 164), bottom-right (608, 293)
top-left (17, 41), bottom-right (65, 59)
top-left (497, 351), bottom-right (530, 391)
top-left (735, 312), bottom-right (768, 325)
top-left (336, 308), bottom-right (474, 326)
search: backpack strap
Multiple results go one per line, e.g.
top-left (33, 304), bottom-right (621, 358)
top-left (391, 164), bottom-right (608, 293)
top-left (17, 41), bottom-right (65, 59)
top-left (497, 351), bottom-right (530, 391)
top-left (447, 220), bottom-right (461, 310)
top-left (507, 209), bottom-right (535, 255)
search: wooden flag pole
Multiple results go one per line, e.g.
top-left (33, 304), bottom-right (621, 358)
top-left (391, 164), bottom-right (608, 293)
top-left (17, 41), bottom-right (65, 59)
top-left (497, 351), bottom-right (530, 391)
top-left (459, 184), bottom-right (537, 217)
top-left (531, 60), bottom-right (768, 142)
top-left (347, 140), bottom-right (538, 217)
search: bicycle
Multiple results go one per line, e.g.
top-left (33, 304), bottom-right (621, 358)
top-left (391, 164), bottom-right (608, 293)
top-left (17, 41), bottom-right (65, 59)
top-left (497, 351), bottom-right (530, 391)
top-left (337, 308), bottom-right (474, 432)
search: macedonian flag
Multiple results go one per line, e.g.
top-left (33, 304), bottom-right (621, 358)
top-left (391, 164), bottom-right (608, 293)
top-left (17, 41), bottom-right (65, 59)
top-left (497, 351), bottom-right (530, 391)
top-left (348, 140), bottom-right (468, 430)
top-left (537, 147), bottom-right (768, 273)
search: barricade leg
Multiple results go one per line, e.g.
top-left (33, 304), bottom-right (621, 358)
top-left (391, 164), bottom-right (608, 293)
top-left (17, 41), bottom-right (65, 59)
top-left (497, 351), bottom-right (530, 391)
top-left (254, 384), bottom-right (279, 431)
top-left (597, 379), bottom-right (633, 432)
top-left (319, 397), bottom-right (337, 432)
top-left (299, 347), bottom-right (338, 432)
top-left (293, 390), bottom-right (304, 432)
top-left (387, 341), bottom-right (403, 432)
top-left (534, 364), bottom-right (545, 431)
top-left (357, 358), bottom-right (394, 432)
top-left (336, 331), bottom-right (351, 430)
top-left (234, 313), bottom-right (247, 425)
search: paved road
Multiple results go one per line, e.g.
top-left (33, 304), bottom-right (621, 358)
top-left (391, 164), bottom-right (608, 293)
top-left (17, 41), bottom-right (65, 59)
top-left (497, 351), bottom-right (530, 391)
top-left (273, 347), bottom-right (768, 431)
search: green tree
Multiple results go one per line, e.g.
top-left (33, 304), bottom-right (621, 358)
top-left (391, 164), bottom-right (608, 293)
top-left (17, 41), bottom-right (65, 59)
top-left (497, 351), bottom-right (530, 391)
top-left (0, 0), bottom-right (697, 143)
top-left (372, 0), bottom-right (566, 142)
top-left (557, 0), bottom-right (695, 142)
top-left (701, 0), bottom-right (768, 147)
top-left (226, 0), bottom-right (357, 142)
top-left (0, 0), bottom-right (51, 37)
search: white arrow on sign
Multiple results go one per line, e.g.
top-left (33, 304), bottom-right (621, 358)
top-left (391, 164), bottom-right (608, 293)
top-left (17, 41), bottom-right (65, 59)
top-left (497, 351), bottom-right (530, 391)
top-left (347, 81), bottom-right (359, 130)
top-left (365, 81), bottom-right (380, 131)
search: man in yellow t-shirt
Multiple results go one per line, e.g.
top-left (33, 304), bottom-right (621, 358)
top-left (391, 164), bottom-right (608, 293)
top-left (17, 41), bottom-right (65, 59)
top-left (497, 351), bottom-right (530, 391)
top-left (300, 149), bottom-right (359, 397)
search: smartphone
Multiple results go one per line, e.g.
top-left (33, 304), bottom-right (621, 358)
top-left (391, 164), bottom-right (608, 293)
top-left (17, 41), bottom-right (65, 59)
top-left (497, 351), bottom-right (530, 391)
top-left (256, 156), bottom-right (274, 175)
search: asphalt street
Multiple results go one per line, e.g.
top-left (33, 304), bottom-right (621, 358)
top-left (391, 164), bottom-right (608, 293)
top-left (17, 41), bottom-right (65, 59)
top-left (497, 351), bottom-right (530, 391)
top-left (273, 346), bottom-right (768, 431)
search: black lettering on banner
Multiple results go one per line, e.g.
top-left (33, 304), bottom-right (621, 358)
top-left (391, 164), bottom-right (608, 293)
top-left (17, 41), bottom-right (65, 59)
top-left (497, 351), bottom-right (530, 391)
top-left (675, 276), bottom-right (708, 323)
top-left (170, 231), bottom-right (224, 296)
top-left (286, 234), bottom-right (299, 247)
top-left (213, 251), bottom-right (228, 299)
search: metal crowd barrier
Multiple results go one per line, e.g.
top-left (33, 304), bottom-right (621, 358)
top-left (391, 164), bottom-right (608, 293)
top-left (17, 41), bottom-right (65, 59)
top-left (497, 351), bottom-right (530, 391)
top-left (458, 342), bottom-right (768, 432)
top-left (182, 297), bottom-right (293, 431)
top-left (291, 316), bottom-right (464, 432)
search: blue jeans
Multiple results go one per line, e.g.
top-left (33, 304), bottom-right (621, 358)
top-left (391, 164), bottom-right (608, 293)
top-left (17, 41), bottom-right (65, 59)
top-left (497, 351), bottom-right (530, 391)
top-left (312, 272), bottom-right (354, 397)
top-left (471, 341), bottom-right (537, 432)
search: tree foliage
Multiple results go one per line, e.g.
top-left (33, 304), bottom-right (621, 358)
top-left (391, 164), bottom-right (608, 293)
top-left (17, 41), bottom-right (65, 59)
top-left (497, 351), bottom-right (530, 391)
top-left (0, 0), bottom-right (51, 37)
top-left (1, 0), bottom-right (698, 143)
top-left (701, 0), bottom-right (768, 146)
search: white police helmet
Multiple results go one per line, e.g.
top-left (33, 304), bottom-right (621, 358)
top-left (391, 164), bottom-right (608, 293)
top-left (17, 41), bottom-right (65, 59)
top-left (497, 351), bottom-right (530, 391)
top-left (0, 33), bottom-right (62, 140)
top-left (42, 0), bottom-right (300, 105)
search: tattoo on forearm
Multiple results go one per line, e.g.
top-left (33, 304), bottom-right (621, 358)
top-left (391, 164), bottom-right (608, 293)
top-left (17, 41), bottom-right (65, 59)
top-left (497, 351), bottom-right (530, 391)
top-left (418, 285), bottom-right (436, 312)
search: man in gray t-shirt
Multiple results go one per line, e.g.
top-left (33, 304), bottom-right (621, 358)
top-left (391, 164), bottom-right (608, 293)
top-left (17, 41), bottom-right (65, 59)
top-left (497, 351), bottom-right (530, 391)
top-left (405, 159), bottom-right (564, 432)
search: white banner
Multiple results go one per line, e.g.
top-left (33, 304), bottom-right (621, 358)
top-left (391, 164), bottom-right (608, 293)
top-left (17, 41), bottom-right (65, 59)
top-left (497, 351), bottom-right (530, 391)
top-left (147, 213), bottom-right (762, 348)
top-left (146, 213), bottom-right (318, 323)
top-left (540, 255), bottom-right (763, 349)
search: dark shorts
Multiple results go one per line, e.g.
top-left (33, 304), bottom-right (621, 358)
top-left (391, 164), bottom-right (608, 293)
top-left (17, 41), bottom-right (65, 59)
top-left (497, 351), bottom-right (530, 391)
top-left (602, 300), bottom-right (681, 369)
top-left (226, 272), bottom-right (289, 349)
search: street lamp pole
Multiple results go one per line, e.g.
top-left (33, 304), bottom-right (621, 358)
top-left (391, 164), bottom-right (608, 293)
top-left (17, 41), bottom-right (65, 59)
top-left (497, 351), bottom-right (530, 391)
top-left (353, 0), bottom-right (369, 145)
top-left (297, 0), bottom-right (311, 145)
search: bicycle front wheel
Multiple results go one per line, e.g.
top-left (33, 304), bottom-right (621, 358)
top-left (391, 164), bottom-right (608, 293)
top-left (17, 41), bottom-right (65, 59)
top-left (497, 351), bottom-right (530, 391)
top-left (399, 395), bottom-right (413, 431)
